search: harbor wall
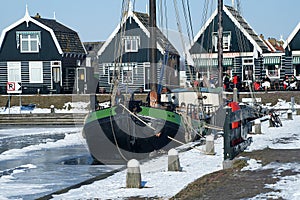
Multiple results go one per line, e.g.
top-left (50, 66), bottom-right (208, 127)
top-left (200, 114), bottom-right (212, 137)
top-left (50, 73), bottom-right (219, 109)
top-left (0, 91), bottom-right (299, 109)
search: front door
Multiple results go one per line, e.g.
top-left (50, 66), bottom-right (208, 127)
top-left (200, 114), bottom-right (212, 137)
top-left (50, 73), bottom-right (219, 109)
top-left (52, 67), bottom-right (61, 93)
top-left (77, 67), bottom-right (86, 94)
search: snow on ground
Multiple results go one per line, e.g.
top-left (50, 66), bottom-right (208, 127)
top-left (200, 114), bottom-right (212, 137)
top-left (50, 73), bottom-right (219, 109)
top-left (52, 100), bottom-right (300, 200)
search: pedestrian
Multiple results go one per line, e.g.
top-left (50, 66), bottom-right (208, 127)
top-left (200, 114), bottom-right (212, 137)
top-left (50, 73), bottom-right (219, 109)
top-left (262, 75), bottom-right (271, 91)
top-left (283, 75), bottom-right (290, 90)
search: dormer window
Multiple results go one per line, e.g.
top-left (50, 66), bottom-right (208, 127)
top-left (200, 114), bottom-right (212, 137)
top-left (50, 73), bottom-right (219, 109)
top-left (123, 36), bottom-right (140, 52)
top-left (16, 31), bottom-right (41, 53)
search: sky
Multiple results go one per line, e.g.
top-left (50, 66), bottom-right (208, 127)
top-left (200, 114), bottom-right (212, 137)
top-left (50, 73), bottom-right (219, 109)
top-left (0, 0), bottom-right (299, 43)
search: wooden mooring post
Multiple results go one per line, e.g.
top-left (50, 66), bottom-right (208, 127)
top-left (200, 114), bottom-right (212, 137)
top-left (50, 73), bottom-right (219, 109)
top-left (126, 159), bottom-right (141, 188)
top-left (168, 149), bottom-right (181, 171)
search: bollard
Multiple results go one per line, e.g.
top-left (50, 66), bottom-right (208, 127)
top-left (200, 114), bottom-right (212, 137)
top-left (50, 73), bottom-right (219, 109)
top-left (233, 88), bottom-right (238, 102)
top-left (168, 149), bottom-right (181, 171)
top-left (287, 109), bottom-right (293, 120)
top-left (254, 119), bottom-right (262, 134)
top-left (50, 105), bottom-right (55, 113)
top-left (126, 159), bottom-right (141, 188)
top-left (223, 159), bottom-right (233, 169)
top-left (297, 109), bottom-right (300, 116)
top-left (205, 134), bottom-right (215, 155)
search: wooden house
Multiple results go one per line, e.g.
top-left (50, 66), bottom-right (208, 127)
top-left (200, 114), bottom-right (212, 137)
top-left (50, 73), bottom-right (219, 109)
top-left (284, 22), bottom-right (300, 79)
top-left (189, 5), bottom-right (270, 87)
top-left (97, 7), bottom-right (180, 93)
top-left (0, 8), bottom-right (86, 94)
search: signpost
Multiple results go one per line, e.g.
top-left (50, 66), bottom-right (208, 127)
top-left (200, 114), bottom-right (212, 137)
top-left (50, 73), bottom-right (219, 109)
top-left (6, 82), bottom-right (22, 114)
top-left (7, 82), bottom-right (22, 94)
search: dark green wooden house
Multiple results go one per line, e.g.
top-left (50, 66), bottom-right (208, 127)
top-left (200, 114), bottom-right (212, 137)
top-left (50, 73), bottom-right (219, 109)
top-left (0, 8), bottom-right (86, 94)
top-left (97, 8), bottom-right (180, 93)
top-left (189, 5), bottom-right (270, 85)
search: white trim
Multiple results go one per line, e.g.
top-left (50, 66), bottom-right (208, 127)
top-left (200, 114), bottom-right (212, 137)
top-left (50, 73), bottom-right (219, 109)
top-left (223, 6), bottom-right (264, 54)
top-left (283, 22), bottom-right (300, 49)
top-left (188, 9), bottom-right (218, 51)
top-left (97, 11), bottom-right (164, 57)
top-left (0, 7), bottom-right (63, 54)
top-left (189, 6), bottom-right (265, 54)
top-left (263, 52), bottom-right (284, 57)
top-left (292, 51), bottom-right (300, 56)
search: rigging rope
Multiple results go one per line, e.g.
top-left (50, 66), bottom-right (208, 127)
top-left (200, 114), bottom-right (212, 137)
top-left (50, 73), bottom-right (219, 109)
top-left (109, 0), bottom-right (132, 162)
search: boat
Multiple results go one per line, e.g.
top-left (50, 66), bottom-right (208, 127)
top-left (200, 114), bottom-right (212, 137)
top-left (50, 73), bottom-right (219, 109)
top-left (82, 0), bottom-right (221, 165)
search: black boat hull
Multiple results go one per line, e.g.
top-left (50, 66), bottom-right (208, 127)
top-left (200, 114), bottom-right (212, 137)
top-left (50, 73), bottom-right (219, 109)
top-left (83, 107), bottom-right (188, 164)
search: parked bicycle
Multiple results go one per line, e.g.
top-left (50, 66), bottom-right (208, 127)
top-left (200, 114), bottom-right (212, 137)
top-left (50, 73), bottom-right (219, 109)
top-left (268, 109), bottom-right (282, 127)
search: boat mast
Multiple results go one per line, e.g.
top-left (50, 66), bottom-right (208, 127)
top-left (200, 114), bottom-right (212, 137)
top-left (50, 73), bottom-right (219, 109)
top-left (217, 0), bottom-right (223, 88)
top-left (149, 0), bottom-right (157, 92)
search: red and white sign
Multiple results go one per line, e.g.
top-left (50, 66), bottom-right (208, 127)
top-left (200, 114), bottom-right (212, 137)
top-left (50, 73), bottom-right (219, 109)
top-left (7, 82), bottom-right (22, 94)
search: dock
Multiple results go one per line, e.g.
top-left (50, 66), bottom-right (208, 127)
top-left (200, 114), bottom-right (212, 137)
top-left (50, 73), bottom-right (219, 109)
top-left (0, 113), bottom-right (87, 126)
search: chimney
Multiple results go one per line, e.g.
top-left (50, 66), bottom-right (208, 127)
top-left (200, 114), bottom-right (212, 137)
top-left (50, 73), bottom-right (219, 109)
top-left (34, 13), bottom-right (41, 18)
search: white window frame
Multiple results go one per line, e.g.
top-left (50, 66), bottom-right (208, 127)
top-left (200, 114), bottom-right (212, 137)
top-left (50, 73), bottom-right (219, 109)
top-left (122, 67), bottom-right (133, 84)
top-left (266, 65), bottom-right (280, 79)
top-left (29, 61), bottom-right (43, 83)
top-left (212, 31), bottom-right (231, 52)
top-left (7, 62), bottom-right (21, 82)
top-left (86, 57), bottom-right (91, 67)
top-left (18, 32), bottom-right (41, 53)
top-left (144, 62), bottom-right (151, 91)
top-left (123, 36), bottom-right (140, 52)
top-left (242, 58), bottom-right (254, 81)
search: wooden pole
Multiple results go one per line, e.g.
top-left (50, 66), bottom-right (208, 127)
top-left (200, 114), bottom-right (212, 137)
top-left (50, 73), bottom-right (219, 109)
top-left (149, 0), bottom-right (157, 92)
top-left (217, 0), bottom-right (223, 88)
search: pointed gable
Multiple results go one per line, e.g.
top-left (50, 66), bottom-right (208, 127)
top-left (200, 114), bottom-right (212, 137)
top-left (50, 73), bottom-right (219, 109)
top-left (283, 22), bottom-right (300, 51)
top-left (97, 10), bottom-right (178, 58)
top-left (189, 5), bottom-right (269, 55)
top-left (0, 8), bottom-right (86, 56)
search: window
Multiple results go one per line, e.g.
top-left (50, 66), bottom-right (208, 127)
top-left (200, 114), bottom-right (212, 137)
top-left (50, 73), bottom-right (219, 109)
top-left (144, 63), bottom-right (151, 91)
top-left (7, 62), bottom-right (21, 82)
top-left (266, 65), bottom-right (280, 78)
top-left (123, 36), bottom-right (140, 52)
top-left (86, 57), bottom-right (91, 67)
top-left (242, 58), bottom-right (254, 81)
top-left (109, 68), bottom-right (119, 84)
top-left (264, 57), bottom-right (281, 78)
top-left (294, 64), bottom-right (300, 78)
top-left (16, 31), bottom-right (41, 53)
top-left (122, 67), bottom-right (133, 84)
top-left (29, 62), bottom-right (43, 83)
top-left (212, 31), bottom-right (231, 52)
